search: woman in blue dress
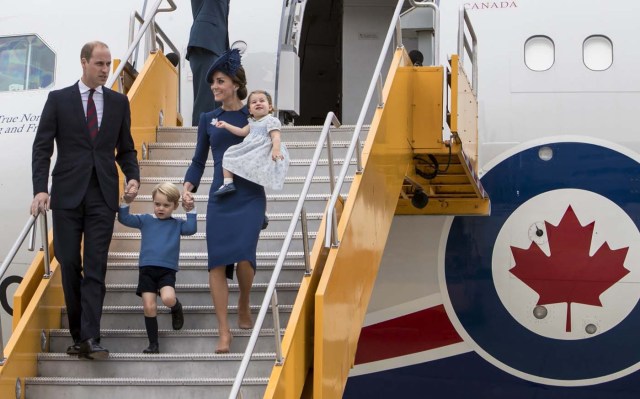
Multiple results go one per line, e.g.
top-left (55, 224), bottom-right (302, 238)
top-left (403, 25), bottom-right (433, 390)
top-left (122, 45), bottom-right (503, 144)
top-left (182, 49), bottom-right (263, 353)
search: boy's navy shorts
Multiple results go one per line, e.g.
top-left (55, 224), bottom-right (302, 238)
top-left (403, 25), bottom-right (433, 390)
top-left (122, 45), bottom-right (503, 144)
top-left (137, 266), bottom-right (177, 296)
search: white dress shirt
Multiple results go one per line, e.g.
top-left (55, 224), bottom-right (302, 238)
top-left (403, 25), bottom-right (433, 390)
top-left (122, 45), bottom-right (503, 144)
top-left (78, 79), bottom-right (104, 128)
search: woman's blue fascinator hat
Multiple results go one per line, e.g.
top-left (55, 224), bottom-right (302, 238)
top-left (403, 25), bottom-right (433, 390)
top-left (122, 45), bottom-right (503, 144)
top-left (206, 48), bottom-right (242, 83)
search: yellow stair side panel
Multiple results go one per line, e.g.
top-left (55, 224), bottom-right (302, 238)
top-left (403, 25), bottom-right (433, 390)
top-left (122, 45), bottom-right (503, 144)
top-left (449, 55), bottom-right (459, 134)
top-left (264, 216), bottom-right (330, 398)
top-left (264, 196), bottom-right (346, 398)
top-left (0, 261), bottom-right (64, 398)
top-left (128, 51), bottom-right (180, 147)
top-left (263, 274), bottom-right (315, 398)
top-left (314, 48), bottom-right (414, 399)
top-left (409, 67), bottom-right (444, 150)
top-left (451, 55), bottom-right (479, 171)
top-left (12, 230), bottom-right (54, 330)
top-left (118, 52), bottom-right (179, 193)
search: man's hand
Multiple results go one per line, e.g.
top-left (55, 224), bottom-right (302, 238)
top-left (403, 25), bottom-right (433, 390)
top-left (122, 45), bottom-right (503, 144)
top-left (123, 179), bottom-right (139, 203)
top-left (31, 192), bottom-right (50, 216)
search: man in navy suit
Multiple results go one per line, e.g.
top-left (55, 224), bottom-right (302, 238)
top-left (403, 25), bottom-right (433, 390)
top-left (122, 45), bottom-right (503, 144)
top-left (31, 41), bottom-right (140, 360)
top-left (187, 0), bottom-right (230, 125)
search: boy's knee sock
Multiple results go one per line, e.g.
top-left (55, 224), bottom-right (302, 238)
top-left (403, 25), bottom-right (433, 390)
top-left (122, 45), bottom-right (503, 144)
top-left (145, 316), bottom-right (159, 344)
top-left (170, 298), bottom-right (182, 313)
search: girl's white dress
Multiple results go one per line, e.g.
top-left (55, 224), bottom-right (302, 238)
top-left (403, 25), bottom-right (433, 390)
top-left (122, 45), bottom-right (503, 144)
top-left (222, 114), bottom-right (290, 190)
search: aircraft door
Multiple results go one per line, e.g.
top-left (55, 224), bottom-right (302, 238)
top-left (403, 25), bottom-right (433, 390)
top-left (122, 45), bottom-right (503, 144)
top-left (295, 0), bottom-right (343, 125)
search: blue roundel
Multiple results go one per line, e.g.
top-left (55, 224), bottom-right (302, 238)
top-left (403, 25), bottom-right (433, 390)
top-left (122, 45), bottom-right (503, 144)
top-left (444, 141), bottom-right (640, 381)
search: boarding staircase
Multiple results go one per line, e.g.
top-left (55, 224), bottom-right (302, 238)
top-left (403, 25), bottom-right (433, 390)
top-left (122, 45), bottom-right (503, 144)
top-left (0, 1), bottom-right (486, 398)
top-left (22, 125), bottom-right (364, 398)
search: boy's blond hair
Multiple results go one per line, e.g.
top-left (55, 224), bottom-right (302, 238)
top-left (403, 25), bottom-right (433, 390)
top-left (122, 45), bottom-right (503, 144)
top-left (151, 182), bottom-right (180, 204)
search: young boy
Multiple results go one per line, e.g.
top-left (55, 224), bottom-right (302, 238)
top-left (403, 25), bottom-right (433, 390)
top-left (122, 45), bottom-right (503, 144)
top-left (118, 182), bottom-right (197, 354)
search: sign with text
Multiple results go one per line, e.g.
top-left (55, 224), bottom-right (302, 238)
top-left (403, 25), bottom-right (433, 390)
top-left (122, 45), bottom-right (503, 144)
top-left (0, 113), bottom-right (41, 134)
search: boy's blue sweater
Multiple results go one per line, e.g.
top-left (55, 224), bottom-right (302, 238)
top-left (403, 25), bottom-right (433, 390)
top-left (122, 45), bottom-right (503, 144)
top-left (118, 205), bottom-right (197, 271)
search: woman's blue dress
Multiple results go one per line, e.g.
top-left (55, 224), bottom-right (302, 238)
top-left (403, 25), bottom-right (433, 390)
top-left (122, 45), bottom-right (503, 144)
top-left (184, 107), bottom-right (265, 278)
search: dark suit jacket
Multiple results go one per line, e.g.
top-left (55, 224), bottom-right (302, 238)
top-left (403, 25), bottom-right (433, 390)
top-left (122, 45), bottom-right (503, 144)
top-left (186, 0), bottom-right (230, 59)
top-left (32, 82), bottom-right (140, 211)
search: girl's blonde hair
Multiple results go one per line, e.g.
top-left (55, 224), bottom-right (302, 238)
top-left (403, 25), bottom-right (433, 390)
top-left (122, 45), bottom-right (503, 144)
top-left (247, 90), bottom-right (276, 114)
top-left (151, 182), bottom-right (180, 204)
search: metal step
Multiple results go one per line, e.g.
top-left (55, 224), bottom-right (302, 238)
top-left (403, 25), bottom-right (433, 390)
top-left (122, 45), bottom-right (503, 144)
top-left (156, 125), bottom-right (368, 142)
top-left (107, 250), bottom-right (305, 262)
top-left (135, 175), bottom-right (353, 196)
top-left (26, 377), bottom-right (268, 399)
top-left (113, 211), bottom-right (325, 233)
top-left (36, 352), bottom-right (276, 379)
top-left (124, 193), bottom-right (343, 214)
top-left (139, 158), bottom-right (359, 178)
top-left (102, 282), bottom-right (301, 306)
top-left (49, 328), bottom-right (283, 354)
top-left (109, 231), bottom-right (317, 253)
top-left (147, 140), bottom-right (359, 160)
top-left (61, 305), bottom-right (293, 330)
top-left (105, 260), bottom-right (309, 285)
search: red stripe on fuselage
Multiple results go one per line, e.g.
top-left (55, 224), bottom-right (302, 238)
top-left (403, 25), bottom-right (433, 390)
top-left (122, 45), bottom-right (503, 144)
top-left (354, 305), bottom-right (462, 365)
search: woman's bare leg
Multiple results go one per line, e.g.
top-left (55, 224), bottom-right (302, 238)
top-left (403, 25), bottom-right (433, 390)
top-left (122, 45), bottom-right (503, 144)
top-left (209, 266), bottom-right (232, 353)
top-left (236, 260), bottom-right (254, 329)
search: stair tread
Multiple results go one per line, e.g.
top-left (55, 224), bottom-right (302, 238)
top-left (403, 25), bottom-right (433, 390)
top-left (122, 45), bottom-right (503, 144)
top-left (139, 176), bottom-right (351, 184)
top-left (105, 282), bottom-right (300, 290)
top-left (133, 193), bottom-right (336, 201)
top-left (139, 158), bottom-right (357, 166)
top-left (63, 304), bottom-right (293, 313)
top-left (50, 328), bottom-right (281, 337)
top-left (106, 261), bottom-right (306, 268)
top-left (26, 376), bottom-right (268, 385)
top-left (148, 140), bottom-right (356, 148)
top-left (111, 231), bottom-right (317, 239)
top-left (156, 124), bottom-right (366, 132)
top-left (38, 352), bottom-right (276, 360)
top-left (114, 211), bottom-right (324, 221)
top-left (108, 251), bottom-right (305, 260)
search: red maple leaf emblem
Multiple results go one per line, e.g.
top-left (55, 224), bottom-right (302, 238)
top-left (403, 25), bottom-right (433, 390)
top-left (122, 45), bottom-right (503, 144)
top-left (509, 206), bottom-right (630, 332)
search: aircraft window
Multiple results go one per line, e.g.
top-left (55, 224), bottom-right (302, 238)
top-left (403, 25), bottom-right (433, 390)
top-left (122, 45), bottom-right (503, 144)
top-left (583, 35), bottom-right (613, 71)
top-left (524, 36), bottom-right (554, 71)
top-left (0, 35), bottom-right (55, 93)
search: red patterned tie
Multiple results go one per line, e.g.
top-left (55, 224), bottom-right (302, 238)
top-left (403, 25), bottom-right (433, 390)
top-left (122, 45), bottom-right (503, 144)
top-left (87, 89), bottom-right (98, 140)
